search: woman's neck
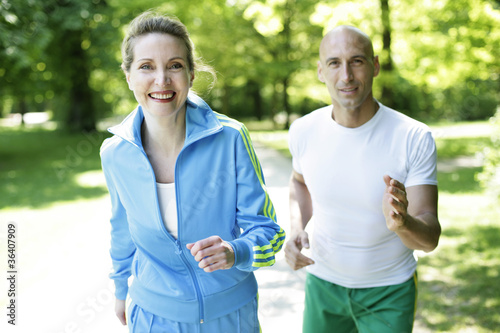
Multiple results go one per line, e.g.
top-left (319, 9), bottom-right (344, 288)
top-left (141, 109), bottom-right (186, 157)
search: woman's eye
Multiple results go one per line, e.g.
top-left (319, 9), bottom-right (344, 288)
top-left (170, 63), bottom-right (183, 70)
top-left (139, 64), bottom-right (152, 70)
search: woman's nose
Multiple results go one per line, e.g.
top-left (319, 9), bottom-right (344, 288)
top-left (155, 70), bottom-right (171, 86)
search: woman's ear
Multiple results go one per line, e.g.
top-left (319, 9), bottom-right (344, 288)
top-left (190, 70), bottom-right (195, 88)
top-left (126, 72), bottom-right (133, 91)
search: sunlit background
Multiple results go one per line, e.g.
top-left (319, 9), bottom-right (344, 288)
top-left (1, 0), bottom-right (499, 332)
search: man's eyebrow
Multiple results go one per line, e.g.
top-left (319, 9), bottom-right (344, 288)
top-left (325, 55), bottom-right (368, 62)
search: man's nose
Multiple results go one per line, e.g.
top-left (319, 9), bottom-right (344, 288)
top-left (341, 64), bottom-right (354, 83)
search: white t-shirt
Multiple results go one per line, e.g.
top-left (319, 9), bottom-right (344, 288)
top-left (156, 182), bottom-right (178, 239)
top-left (289, 102), bottom-right (437, 288)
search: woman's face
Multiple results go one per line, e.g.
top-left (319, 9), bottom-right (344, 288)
top-left (126, 33), bottom-right (194, 120)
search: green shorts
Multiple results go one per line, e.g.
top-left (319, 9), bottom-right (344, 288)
top-left (303, 273), bottom-right (417, 333)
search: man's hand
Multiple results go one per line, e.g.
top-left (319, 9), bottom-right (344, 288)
top-left (115, 298), bottom-right (127, 326)
top-left (383, 175), bottom-right (409, 231)
top-left (187, 236), bottom-right (235, 273)
top-left (285, 231), bottom-right (315, 270)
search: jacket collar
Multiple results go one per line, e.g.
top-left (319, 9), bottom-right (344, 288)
top-left (108, 93), bottom-right (223, 149)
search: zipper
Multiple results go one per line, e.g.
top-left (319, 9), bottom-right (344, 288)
top-left (174, 144), bottom-right (206, 324)
top-left (123, 140), bottom-right (205, 323)
top-left (170, 117), bottom-right (223, 324)
top-left (176, 240), bottom-right (205, 324)
top-left (112, 107), bottom-right (223, 324)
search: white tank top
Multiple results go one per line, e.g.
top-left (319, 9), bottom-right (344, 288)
top-left (156, 182), bottom-right (178, 239)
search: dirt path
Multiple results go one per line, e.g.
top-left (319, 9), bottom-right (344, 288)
top-left (0, 141), bottom-right (466, 332)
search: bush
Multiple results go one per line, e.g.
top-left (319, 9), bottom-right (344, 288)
top-left (478, 107), bottom-right (500, 200)
top-left (443, 79), bottom-right (499, 121)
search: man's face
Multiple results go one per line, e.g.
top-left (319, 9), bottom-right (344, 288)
top-left (318, 28), bottom-right (380, 113)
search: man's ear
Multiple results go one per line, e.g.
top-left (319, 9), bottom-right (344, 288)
top-left (373, 55), bottom-right (380, 78)
top-left (317, 61), bottom-right (325, 83)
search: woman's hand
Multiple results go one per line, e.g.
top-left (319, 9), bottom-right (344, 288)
top-left (187, 236), bottom-right (235, 272)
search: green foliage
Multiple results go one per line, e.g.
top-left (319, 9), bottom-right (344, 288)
top-left (478, 109), bottom-right (500, 199)
top-left (0, 0), bottom-right (52, 115)
top-left (375, 70), bottom-right (432, 120)
top-left (0, 0), bottom-right (124, 130)
top-left (436, 136), bottom-right (492, 158)
top-left (314, 0), bottom-right (500, 121)
top-left (0, 0), bottom-right (499, 127)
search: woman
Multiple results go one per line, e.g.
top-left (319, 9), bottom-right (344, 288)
top-left (100, 11), bottom-right (285, 332)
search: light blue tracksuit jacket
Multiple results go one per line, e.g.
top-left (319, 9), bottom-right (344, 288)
top-left (100, 94), bottom-right (285, 324)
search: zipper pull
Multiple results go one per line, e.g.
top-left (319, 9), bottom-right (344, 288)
top-left (175, 240), bottom-right (182, 255)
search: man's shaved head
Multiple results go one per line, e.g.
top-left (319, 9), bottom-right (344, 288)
top-left (320, 25), bottom-right (375, 62)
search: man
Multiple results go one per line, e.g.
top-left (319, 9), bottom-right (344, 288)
top-left (285, 25), bottom-right (441, 332)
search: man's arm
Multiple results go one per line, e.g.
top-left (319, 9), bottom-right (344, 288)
top-left (285, 170), bottom-right (315, 270)
top-left (383, 175), bottom-right (441, 253)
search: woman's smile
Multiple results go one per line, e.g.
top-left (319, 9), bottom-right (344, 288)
top-left (126, 33), bottom-right (194, 119)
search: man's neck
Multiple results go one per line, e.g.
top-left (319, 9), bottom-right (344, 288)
top-left (331, 98), bottom-right (379, 128)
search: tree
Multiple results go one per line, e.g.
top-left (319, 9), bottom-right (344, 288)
top-left (479, 108), bottom-right (500, 200)
top-left (306, 0), bottom-right (499, 121)
top-left (379, 0), bottom-right (395, 104)
top-left (44, 0), bottom-right (113, 132)
top-left (389, 0), bottom-right (499, 120)
top-left (0, 0), bottom-right (121, 131)
top-left (242, 0), bottom-right (322, 127)
top-left (1, 0), bottom-right (498, 129)
top-left (0, 0), bottom-right (52, 120)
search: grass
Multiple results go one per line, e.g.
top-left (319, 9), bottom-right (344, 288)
top-left (0, 126), bottom-right (112, 209)
top-left (1, 120), bottom-right (498, 331)
top-left (435, 136), bottom-right (491, 159)
top-left (417, 193), bottom-right (500, 332)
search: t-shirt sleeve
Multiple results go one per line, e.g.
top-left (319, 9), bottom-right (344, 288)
top-left (288, 120), bottom-right (303, 174)
top-left (405, 129), bottom-right (438, 187)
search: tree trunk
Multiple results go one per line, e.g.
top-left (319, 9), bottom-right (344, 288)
top-left (270, 83), bottom-right (278, 128)
top-left (64, 29), bottom-right (96, 132)
top-left (18, 98), bottom-right (28, 127)
top-left (380, 0), bottom-right (394, 104)
top-left (247, 80), bottom-right (263, 120)
top-left (283, 77), bottom-right (290, 129)
top-left (282, 0), bottom-right (293, 129)
top-left (222, 84), bottom-right (231, 116)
